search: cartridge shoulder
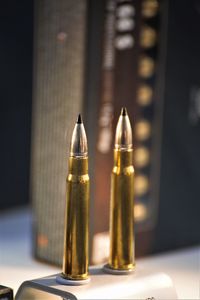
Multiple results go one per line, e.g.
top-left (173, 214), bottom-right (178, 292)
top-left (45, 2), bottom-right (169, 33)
top-left (67, 174), bottom-right (89, 183)
top-left (112, 165), bottom-right (134, 176)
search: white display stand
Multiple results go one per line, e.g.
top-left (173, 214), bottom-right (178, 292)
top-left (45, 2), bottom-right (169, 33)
top-left (15, 266), bottom-right (177, 299)
top-left (1, 209), bottom-right (199, 299)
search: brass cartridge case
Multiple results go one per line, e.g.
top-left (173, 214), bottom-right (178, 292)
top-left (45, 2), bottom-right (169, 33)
top-left (109, 148), bottom-right (135, 271)
top-left (62, 156), bottom-right (89, 280)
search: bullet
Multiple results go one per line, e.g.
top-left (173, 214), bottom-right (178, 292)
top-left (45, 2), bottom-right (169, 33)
top-left (107, 107), bottom-right (135, 273)
top-left (62, 114), bottom-right (90, 281)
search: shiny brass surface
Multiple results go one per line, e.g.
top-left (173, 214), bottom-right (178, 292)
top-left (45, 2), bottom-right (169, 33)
top-left (108, 109), bottom-right (135, 271)
top-left (62, 116), bottom-right (89, 281)
top-left (62, 156), bottom-right (89, 280)
top-left (109, 148), bottom-right (135, 271)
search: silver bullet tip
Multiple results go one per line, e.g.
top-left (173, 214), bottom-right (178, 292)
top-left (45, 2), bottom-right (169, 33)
top-left (115, 108), bottom-right (132, 149)
top-left (70, 116), bottom-right (88, 157)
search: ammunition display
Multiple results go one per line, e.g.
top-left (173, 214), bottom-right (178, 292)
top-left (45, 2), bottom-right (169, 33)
top-left (140, 26), bottom-right (157, 48)
top-left (134, 175), bottom-right (149, 196)
top-left (134, 147), bottom-right (150, 168)
top-left (142, 0), bottom-right (159, 18)
top-left (137, 84), bottom-right (153, 106)
top-left (107, 108), bottom-right (135, 272)
top-left (62, 115), bottom-right (90, 281)
top-left (138, 56), bottom-right (155, 78)
top-left (135, 120), bottom-right (151, 141)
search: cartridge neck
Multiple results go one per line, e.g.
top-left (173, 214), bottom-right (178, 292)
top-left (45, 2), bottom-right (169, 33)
top-left (68, 156), bottom-right (88, 175)
top-left (113, 148), bottom-right (133, 169)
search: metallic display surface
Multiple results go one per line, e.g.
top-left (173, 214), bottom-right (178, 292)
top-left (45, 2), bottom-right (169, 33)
top-left (62, 116), bottom-right (89, 281)
top-left (108, 109), bottom-right (135, 271)
top-left (0, 285), bottom-right (13, 300)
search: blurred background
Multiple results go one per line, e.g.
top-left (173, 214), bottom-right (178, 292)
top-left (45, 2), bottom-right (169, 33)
top-left (0, 0), bottom-right (200, 269)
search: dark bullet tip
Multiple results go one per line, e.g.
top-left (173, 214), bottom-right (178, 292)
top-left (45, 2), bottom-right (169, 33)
top-left (77, 114), bottom-right (82, 124)
top-left (121, 107), bottom-right (127, 116)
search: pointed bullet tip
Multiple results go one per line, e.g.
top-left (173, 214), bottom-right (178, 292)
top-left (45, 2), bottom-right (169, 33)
top-left (77, 114), bottom-right (82, 124)
top-left (121, 107), bottom-right (127, 116)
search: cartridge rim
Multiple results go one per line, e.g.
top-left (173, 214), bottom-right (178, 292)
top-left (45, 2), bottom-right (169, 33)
top-left (56, 274), bottom-right (91, 286)
top-left (103, 264), bottom-right (135, 275)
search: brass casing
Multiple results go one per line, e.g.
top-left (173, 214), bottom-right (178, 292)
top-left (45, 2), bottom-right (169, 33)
top-left (109, 148), bottom-right (135, 270)
top-left (62, 156), bottom-right (89, 280)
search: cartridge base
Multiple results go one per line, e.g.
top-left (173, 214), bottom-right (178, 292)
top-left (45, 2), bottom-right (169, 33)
top-left (56, 274), bottom-right (91, 286)
top-left (103, 264), bottom-right (135, 275)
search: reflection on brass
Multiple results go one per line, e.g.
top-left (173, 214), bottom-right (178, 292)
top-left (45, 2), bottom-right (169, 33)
top-left (135, 175), bottom-right (149, 196)
top-left (135, 120), bottom-right (151, 140)
top-left (134, 203), bottom-right (148, 222)
top-left (142, 0), bottom-right (159, 18)
top-left (138, 56), bottom-right (155, 78)
top-left (62, 115), bottom-right (89, 281)
top-left (137, 84), bottom-right (153, 106)
top-left (108, 108), bottom-right (135, 271)
top-left (134, 147), bottom-right (150, 168)
top-left (140, 26), bottom-right (156, 48)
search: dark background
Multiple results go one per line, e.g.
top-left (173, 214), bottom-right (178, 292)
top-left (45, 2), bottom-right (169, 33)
top-left (0, 0), bottom-right (199, 254)
top-left (154, 0), bottom-right (200, 252)
top-left (0, 1), bottom-right (33, 209)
